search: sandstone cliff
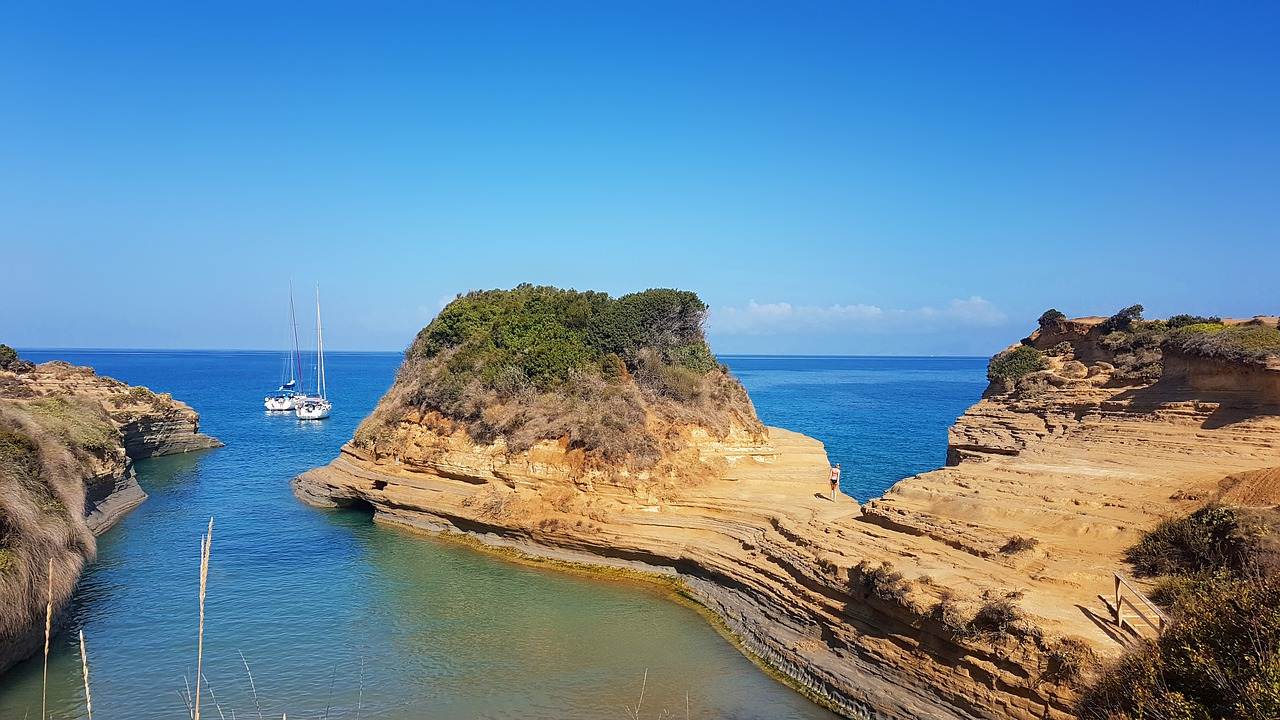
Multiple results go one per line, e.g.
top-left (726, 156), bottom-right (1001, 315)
top-left (0, 358), bottom-right (221, 674)
top-left (296, 314), bottom-right (1280, 719)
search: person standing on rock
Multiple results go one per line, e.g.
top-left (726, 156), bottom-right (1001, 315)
top-left (829, 463), bottom-right (841, 502)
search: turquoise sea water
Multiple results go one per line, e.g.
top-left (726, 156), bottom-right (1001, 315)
top-left (0, 351), bottom-right (985, 719)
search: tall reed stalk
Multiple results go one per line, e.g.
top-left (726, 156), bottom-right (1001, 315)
top-left (194, 518), bottom-right (213, 720)
top-left (42, 558), bottom-right (52, 720)
top-left (79, 630), bottom-right (93, 720)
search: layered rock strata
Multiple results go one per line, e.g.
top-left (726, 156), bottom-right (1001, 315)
top-left (297, 319), bottom-right (1280, 719)
top-left (0, 360), bottom-right (221, 674)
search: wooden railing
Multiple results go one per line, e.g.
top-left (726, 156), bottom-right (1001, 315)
top-left (1103, 572), bottom-right (1170, 636)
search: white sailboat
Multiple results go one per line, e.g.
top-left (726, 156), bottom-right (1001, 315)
top-left (264, 285), bottom-right (305, 411)
top-left (295, 286), bottom-right (332, 420)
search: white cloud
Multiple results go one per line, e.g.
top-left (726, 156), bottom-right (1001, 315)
top-left (710, 296), bottom-right (1007, 336)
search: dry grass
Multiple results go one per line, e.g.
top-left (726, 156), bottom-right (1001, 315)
top-left (354, 340), bottom-right (764, 474)
top-left (21, 396), bottom-right (119, 459)
top-left (42, 558), bottom-right (51, 720)
top-left (194, 518), bottom-right (212, 720)
top-left (78, 629), bottom-right (92, 720)
top-left (999, 535), bottom-right (1039, 555)
top-left (0, 404), bottom-right (96, 653)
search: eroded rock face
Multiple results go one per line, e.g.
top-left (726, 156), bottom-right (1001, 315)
top-left (296, 321), bottom-right (1280, 719)
top-left (0, 360), bottom-right (221, 674)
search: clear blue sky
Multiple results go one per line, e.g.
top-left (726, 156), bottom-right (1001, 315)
top-left (3, 2), bottom-right (1277, 355)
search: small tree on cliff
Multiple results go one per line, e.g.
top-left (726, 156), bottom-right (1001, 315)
top-left (1099, 305), bottom-right (1145, 334)
top-left (1038, 309), bottom-right (1067, 328)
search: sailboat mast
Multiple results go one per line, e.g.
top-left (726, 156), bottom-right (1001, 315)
top-left (289, 283), bottom-right (302, 389)
top-left (315, 286), bottom-right (326, 400)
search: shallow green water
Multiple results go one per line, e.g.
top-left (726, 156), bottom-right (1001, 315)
top-left (0, 351), bottom-right (845, 720)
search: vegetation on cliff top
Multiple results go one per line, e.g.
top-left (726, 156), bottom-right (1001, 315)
top-left (1022, 306), bottom-right (1280, 389)
top-left (1166, 322), bottom-right (1280, 364)
top-left (1081, 504), bottom-right (1280, 718)
top-left (987, 345), bottom-right (1048, 386)
top-left (0, 403), bottom-right (98, 647)
top-left (355, 285), bottom-right (763, 467)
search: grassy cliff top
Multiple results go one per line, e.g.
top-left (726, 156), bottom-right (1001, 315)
top-left (994, 306), bottom-right (1280, 390)
top-left (356, 284), bottom-right (763, 467)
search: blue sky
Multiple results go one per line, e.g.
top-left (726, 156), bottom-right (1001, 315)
top-left (3, 2), bottom-right (1277, 355)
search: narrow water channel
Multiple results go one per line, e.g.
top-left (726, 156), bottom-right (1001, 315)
top-left (9, 350), bottom-right (992, 719)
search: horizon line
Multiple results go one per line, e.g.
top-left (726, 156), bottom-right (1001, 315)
top-left (15, 346), bottom-right (990, 360)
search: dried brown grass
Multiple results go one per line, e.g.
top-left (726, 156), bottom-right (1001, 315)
top-left (0, 404), bottom-right (96, 651)
top-left (355, 350), bottom-right (764, 475)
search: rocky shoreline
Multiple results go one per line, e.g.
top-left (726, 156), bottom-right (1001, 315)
top-left (295, 316), bottom-right (1280, 719)
top-left (0, 359), bottom-right (221, 674)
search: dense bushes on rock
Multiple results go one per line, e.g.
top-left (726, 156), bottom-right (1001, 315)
top-left (0, 345), bottom-right (16, 371)
top-left (408, 285), bottom-right (715, 389)
top-left (1099, 304), bottom-right (1145, 334)
top-left (357, 285), bottom-right (763, 466)
top-left (1125, 505), bottom-right (1276, 578)
top-left (987, 346), bottom-right (1048, 384)
top-left (1166, 323), bottom-right (1280, 364)
top-left (1166, 314), bottom-right (1222, 329)
top-left (1078, 573), bottom-right (1280, 719)
top-left (1038, 309), bottom-right (1067, 327)
top-left (1045, 341), bottom-right (1074, 358)
top-left (1100, 323), bottom-right (1166, 384)
top-left (1082, 506), bottom-right (1280, 718)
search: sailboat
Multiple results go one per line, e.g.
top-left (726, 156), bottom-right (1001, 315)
top-left (295, 286), bottom-right (332, 420)
top-left (264, 285), bottom-right (305, 411)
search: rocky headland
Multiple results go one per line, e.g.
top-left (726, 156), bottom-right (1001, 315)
top-left (295, 296), bottom-right (1280, 719)
top-left (0, 350), bottom-right (221, 674)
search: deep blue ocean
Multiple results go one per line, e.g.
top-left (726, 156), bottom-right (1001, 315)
top-left (0, 350), bottom-right (985, 719)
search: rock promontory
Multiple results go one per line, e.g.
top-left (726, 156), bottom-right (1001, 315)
top-left (0, 350), bottom-right (221, 674)
top-left (297, 299), bottom-right (1280, 719)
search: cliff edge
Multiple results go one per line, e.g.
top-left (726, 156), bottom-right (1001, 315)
top-left (296, 302), bottom-right (1280, 719)
top-left (0, 350), bottom-right (221, 674)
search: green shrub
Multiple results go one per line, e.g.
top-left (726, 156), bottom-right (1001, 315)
top-left (378, 285), bottom-right (760, 466)
top-left (1078, 573), bottom-right (1280, 719)
top-left (1099, 304), bottom-right (1145, 334)
top-left (1100, 323), bottom-right (1167, 384)
top-left (1126, 505), bottom-right (1271, 578)
top-left (587, 288), bottom-right (708, 361)
top-left (407, 285), bottom-right (716, 390)
top-left (1083, 505), bottom-right (1280, 716)
top-left (0, 344), bottom-right (15, 370)
top-left (23, 396), bottom-right (118, 458)
top-left (1167, 314), bottom-right (1222, 329)
top-left (1166, 323), bottom-right (1280, 364)
top-left (599, 353), bottom-right (627, 382)
top-left (1038, 309), bottom-right (1067, 327)
top-left (1045, 341), bottom-right (1074, 358)
top-left (987, 346), bottom-right (1048, 383)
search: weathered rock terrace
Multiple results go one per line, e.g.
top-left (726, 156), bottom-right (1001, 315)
top-left (296, 319), bottom-right (1280, 719)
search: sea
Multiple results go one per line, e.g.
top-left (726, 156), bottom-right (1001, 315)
top-left (0, 350), bottom-right (986, 719)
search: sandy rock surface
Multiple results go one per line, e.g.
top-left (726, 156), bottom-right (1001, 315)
top-left (296, 325), bottom-right (1280, 719)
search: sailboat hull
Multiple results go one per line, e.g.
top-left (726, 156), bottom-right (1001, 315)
top-left (264, 394), bottom-right (298, 411)
top-left (295, 398), bottom-right (331, 420)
